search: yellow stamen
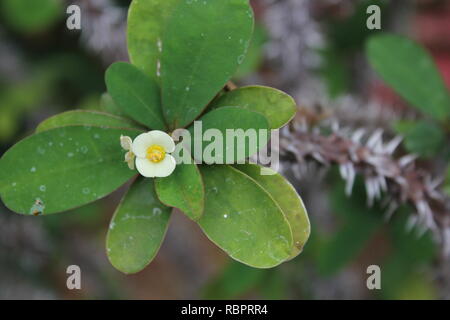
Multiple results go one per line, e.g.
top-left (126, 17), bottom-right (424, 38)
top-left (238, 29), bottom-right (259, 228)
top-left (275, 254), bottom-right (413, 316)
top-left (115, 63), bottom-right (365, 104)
top-left (146, 145), bottom-right (166, 163)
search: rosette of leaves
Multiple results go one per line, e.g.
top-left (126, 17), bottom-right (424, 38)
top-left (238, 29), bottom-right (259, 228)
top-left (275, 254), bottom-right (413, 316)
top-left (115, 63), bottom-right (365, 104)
top-left (0, 0), bottom-right (310, 273)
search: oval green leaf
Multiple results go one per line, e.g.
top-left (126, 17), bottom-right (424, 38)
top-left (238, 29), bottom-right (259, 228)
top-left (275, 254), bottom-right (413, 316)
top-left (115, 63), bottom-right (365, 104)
top-left (188, 107), bottom-right (270, 164)
top-left (234, 164), bottom-right (310, 259)
top-left (211, 86), bottom-right (297, 129)
top-left (105, 62), bottom-right (167, 130)
top-left (161, 0), bottom-right (254, 128)
top-left (0, 126), bottom-right (141, 215)
top-left (367, 34), bottom-right (450, 120)
top-left (127, 0), bottom-right (180, 81)
top-left (395, 120), bottom-right (445, 158)
top-left (36, 110), bottom-right (144, 133)
top-left (155, 162), bottom-right (204, 221)
top-left (198, 165), bottom-right (293, 268)
top-left (100, 93), bottom-right (127, 117)
top-left (107, 177), bottom-right (172, 274)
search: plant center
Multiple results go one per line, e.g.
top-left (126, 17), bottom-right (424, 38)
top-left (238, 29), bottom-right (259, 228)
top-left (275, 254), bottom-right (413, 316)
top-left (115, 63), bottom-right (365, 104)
top-left (146, 145), bottom-right (166, 163)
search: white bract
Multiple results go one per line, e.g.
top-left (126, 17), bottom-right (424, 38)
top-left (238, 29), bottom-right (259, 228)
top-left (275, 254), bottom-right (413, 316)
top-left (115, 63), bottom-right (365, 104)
top-left (120, 135), bottom-right (135, 170)
top-left (122, 131), bottom-right (176, 178)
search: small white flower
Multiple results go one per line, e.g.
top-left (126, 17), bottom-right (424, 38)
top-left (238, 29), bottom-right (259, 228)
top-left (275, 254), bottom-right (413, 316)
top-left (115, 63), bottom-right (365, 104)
top-left (131, 131), bottom-right (176, 178)
top-left (120, 135), bottom-right (135, 170)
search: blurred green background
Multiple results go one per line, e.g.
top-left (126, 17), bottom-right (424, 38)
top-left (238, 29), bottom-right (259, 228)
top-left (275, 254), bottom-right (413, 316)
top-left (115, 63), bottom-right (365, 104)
top-left (1, 0), bottom-right (449, 299)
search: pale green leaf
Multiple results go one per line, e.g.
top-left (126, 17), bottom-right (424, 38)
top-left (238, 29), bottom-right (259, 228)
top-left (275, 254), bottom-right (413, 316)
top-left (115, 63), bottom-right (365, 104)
top-left (107, 177), bottom-right (171, 274)
top-left (234, 164), bottom-right (310, 259)
top-left (155, 162), bottom-right (204, 221)
top-left (198, 165), bottom-right (293, 268)
top-left (161, 0), bottom-right (254, 128)
top-left (188, 107), bottom-right (270, 164)
top-left (0, 126), bottom-right (141, 215)
top-left (211, 86), bottom-right (297, 129)
top-left (127, 0), bottom-right (180, 81)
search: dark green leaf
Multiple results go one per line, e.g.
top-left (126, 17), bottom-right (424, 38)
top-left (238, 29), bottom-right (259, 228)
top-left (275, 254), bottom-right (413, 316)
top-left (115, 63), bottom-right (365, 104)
top-left (105, 62), bottom-right (166, 130)
top-left (198, 165), bottom-right (293, 268)
top-left (0, 126), bottom-right (141, 215)
top-left (161, 0), bottom-right (254, 128)
top-left (36, 110), bottom-right (144, 133)
top-left (107, 177), bottom-right (171, 274)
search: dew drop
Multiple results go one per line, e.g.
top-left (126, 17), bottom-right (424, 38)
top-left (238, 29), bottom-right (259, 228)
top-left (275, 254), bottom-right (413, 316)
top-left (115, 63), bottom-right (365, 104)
top-left (39, 185), bottom-right (46, 192)
top-left (153, 208), bottom-right (162, 215)
top-left (82, 187), bottom-right (90, 195)
top-left (30, 167), bottom-right (36, 173)
top-left (37, 147), bottom-right (46, 155)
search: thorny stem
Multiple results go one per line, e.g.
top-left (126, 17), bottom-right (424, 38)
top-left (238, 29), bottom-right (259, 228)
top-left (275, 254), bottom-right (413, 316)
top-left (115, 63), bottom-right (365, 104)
top-left (280, 108), bottom-right (450, 255)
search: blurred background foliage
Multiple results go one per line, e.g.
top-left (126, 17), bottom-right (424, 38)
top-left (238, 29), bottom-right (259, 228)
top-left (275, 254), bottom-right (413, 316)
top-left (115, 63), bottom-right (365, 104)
top-left (1, 0), bottom-right (450, 299)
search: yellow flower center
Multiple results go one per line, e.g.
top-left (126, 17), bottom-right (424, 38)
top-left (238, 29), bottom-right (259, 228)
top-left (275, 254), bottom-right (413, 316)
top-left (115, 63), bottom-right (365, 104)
top-left (146, 145), bottom-right (166, 163)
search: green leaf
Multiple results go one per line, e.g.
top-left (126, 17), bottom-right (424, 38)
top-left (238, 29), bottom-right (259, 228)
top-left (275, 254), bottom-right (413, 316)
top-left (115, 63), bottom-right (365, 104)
top-left (445, 167), bottom-right (450, 197)
top-left (317, 177), bottom-right (382, 276)
top-left (211, 86), bottom-right (297, 129)
top-left (198, 165), bottom-right (293, 268)
top-left (161, 0), bottom-right (254, 128)
top-left (105, 62), bottom-right (166, 130)
top-left (367, 34), bottom-right (450, 120)
top-left (127, 0), bottom-right (180, 81)
top-left (1, 0), bottom-right (62, 33)
top-left (234, 164), bottom-right (310, 259)
top-left (188, 107), bottom-right (270, 164)
top-left (155, 162), bottom-right (204, 221)
top-left (394, 120), bottom-right (445, 158)
top-left (0, 126), bottom-right (141, 215)
top-left (233, 23), bottom-right (267, 79)
top-left (36, 110), bottom-right (144, 133)
top-left (106, 177), bottom-right (172, 274)
top-left (100, 93), bottom-right (126, 117)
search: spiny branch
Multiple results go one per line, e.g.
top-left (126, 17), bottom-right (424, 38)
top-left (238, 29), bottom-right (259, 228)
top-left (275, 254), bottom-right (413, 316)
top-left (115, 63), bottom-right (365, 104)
top-left (280, 108), bottom-right (450, 255)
